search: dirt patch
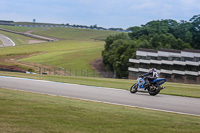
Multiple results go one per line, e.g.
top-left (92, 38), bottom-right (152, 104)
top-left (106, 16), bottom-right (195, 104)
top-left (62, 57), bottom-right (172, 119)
top-left (23, 30), bottom-right (58, 41)
top-left (1, 52), bottom-right (111, 77)
top-left (25, 31), bottom-right (49, 44)
top-left (28, 40), bottom-right (47, 44)
top-left (0, 65), bottom-right (27, 72)
top-left (24, 30), bottom-right (35, 34)
top-left (91, 58), bottom-right (114, 78)
top-left (0, 52), bottom-right (51, 73)
top-left (91, 58), bottom-right (107, 72)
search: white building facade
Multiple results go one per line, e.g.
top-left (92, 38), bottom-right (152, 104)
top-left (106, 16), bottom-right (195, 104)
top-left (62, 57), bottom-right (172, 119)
top-left (128, 48), bottom-right (200, 84)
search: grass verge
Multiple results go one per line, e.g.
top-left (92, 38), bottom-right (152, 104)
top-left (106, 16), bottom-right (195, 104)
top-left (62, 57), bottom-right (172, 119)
top-left (0, 39), bottom-right (3, 45)
top-left (0, 71), bottom-right (200, 98)
top-left (0, 88), bottom-right (200, 133)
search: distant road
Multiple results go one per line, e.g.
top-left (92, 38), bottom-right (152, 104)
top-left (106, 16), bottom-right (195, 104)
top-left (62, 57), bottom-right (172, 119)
top-left (0, 34), bottom-right (15, 47)
top-left (0, 28), bottom-right (57, 42)
top-left (0, 76), bottom-right (200, 116)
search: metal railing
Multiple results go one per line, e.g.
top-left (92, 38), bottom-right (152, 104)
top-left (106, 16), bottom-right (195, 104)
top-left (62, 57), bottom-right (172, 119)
top-left (36, 67), bottom-right (115, 78)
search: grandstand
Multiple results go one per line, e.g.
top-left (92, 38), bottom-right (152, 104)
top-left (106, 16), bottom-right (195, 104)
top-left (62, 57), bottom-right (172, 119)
top-left (0, 20), bottom-right (15, 26)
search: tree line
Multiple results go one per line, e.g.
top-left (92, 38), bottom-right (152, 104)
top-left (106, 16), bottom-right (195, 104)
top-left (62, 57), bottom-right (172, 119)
top-left (102, 14), bottom-right (200, 78)
top-left (65, 23), bottom-right (125, 31)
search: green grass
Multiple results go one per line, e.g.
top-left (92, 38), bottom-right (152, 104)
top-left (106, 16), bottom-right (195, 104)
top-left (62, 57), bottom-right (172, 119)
top-left (0, 88), bottom-right (200, 133)
top-left (0, 40), bottom-right (103, 55)
top-left (161, 83), bottom-right (200, 97)
top-left (1, 71), bottom-right (200, 98)
top-left (0, 25), bottom-right (36, 32)
top-left (32, 27), bottom-right (119, 40)
top-left (0, 39), bottom-right (104, 71)
top-left (0, 39), bottom-right (2, 45)
top-left (0, 25), bottom-right (118, 71)
top-left (19, 45), bottom-right (103, 71)
top-left (0, 25), bottom-right (119, 41)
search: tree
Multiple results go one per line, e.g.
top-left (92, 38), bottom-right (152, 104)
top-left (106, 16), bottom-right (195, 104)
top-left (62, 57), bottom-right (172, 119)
top-left (104, 33), bottom-right (130, 51)
top-left (149, 33), bottom-right (191, 50)
top-left (102, 15), bottom-right (198, 78)
top-left (109, 40), bottom-right (138, 78)
top-left (190, 14), bottom-right (200, 49)
top-left (172, 20), bottom-right (193, 43)
top-left (127, 26), bottom-right (142, 39)
top-left (143, 20), bottom-right (169, 34)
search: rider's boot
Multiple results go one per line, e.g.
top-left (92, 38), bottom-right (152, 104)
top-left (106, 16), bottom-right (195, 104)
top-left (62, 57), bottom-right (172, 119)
top-left (144, 82), bottom-right (150, 89)
top-left (160, 86), bottom-right (165, 90)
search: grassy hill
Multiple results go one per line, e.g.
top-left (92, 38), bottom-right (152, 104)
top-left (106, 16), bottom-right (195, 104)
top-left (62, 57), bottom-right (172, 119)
top-left (2, 40), bottom-right (104, 71)
top-left (0, 25), bottom-right (118, 40)
top-left (0, 30), bottom-right (37, 46)
top-left (31, 27), bottom-right (118, 40)
top-left (0, 25), bottom-right (119, 72)
top-left (0, 25), bottom-right (36, 32)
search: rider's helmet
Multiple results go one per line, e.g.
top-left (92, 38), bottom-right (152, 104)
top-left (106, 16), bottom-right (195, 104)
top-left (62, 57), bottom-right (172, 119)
top-left (149, 68), bottom-right (157, 73)
top-left (150, 68), bottom-right (158, 78)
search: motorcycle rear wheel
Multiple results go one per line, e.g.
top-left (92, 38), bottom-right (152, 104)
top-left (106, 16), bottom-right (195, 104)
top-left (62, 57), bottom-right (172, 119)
top-left (130, 83), bottom-right (138, 93)
top-left (148, 84), bottom-right (161, 96)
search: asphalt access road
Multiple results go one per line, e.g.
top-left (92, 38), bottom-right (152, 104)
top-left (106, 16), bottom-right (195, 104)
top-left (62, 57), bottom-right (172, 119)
top-left (0, 76), bottom-right (200, 116)
top-left (0, 34), bottom-right (15, 47)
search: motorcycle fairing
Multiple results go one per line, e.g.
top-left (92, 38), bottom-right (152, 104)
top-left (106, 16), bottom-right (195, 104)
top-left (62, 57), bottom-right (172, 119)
top-left (152, 78), bottom-right (167, 85)
top-left (137, 77), bottom-right (145, 89)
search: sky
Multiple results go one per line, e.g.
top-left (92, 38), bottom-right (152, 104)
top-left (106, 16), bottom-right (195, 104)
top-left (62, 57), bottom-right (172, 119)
top-left (0, 0), bottom-right (199, 29)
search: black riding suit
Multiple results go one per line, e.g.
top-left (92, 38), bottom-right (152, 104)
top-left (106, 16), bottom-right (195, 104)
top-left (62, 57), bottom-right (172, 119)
top-left (143, 71), bottom-right (158, 87)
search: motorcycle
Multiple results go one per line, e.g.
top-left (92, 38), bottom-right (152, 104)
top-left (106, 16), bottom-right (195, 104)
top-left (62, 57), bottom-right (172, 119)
top-left (130, 75), bottom-right (166, 96)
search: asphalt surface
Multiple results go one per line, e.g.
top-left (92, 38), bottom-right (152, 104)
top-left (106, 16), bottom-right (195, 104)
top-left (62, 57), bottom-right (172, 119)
top-left (0, 76), bottom-right (200, 116)
top-left (0, 34), bottom-right (15, 47)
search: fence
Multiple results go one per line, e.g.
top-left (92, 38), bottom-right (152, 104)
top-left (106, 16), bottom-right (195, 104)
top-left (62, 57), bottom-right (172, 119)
top-left (0, 65), bottom-right (119, 78)
top-left (36, 67), bottom-right (116, 78)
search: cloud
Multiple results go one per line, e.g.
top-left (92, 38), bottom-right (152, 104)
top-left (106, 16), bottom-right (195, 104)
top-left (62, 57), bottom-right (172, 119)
top-left (0, 0), bottom-right (199, 28)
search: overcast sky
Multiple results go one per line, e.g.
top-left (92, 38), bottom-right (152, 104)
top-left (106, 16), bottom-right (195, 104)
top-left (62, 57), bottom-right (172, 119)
top-left (0, 0), bottom-right (199, 29)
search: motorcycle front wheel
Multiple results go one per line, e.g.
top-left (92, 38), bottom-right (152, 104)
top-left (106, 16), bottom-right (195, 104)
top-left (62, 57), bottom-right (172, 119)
top-left (130, 83), bottom-right (138, 93)
top-left (148, 84), bottom-right (161, 96)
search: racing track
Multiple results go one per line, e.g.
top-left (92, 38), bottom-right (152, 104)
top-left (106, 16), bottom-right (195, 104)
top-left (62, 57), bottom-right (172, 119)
top-left (0, 34), bottom-right (15, 47)
top-left (0, 76), bottom-right (200, 116)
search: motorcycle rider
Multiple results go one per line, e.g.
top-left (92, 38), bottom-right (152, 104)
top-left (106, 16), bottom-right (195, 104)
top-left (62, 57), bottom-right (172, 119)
top-left (143, 68), bottom-right (159, 87)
